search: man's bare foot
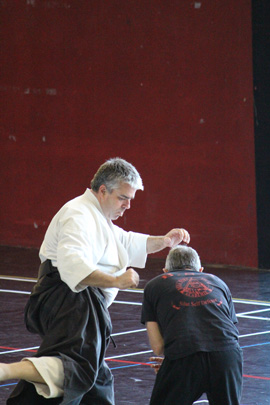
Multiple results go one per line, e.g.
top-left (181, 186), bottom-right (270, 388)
top-left (0, 363), bottom-right (10, 381)
top-left (0, 361), bottom-right (45, 383)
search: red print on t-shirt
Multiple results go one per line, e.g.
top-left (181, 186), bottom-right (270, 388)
top-left (175, 277), bottom-right (213, 298)
top-left (162, 273), bottom-right (173, 279)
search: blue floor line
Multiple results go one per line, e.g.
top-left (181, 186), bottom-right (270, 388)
top-left (110, 363), bottom-right (142, 370)
top-left (241, 341), bottom-right (270, 348)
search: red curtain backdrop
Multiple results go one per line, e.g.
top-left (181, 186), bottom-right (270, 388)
top-left (0, 0), bottom-right (257, 267)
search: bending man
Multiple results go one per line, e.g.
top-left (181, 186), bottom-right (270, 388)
top-left (141, 245), bottom-right (243, 405)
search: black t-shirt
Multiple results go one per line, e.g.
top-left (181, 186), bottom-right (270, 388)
top-left (141, 270), bottom-right (239, 359)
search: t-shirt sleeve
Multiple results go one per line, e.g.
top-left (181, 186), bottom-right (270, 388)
top-left (141, 284), bottom-right (157, 324)
top-left (227, 290), bottom-right (238, 324)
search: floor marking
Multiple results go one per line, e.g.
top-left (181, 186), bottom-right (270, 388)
top-left (237, 315), bottom-right (270, 321)
top-left (243, 374), bottom-right (270, 381)
top-left (237, 308), bottom-right (270, 316)
top-left (123, 289), bottom-right (143, 293)
top-left (239, 330), bottom-right (270, 338)
top-left (110, 364), bottom-right (141, 370)
top-left (1, 333), bottom-right (270, 356)
top-left (112, 328), bottom-right (146, 337)
top-left (0, 276), bottom-right (36, 282)
top-left (2, 286), bottom-right (270, 308)
top-left (241, 342), bottom-right (270, 349)
top-left (0, 289), bottom-right (31, 295)
top-left (0, 346), bottom-right (39, 355)
top-left (0, 383), bottom-right (16, 388)
top-left (114, 300), bottom-right (142, 306)
top-left (105, 350), bottom-right (152, 360)
top-left (0, 346), bottom-right (37, 352)
top-left (107, 359), bottom-right (151, 366)
top-left (233, 299), bottom-right (270, 306)
top-left (0, 329), bottom-right (147, 355)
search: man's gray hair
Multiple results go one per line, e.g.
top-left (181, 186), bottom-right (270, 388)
top-left (165, 245), bottom-right (201, 272)
top-left (91, 157), bottom-right (144, 193)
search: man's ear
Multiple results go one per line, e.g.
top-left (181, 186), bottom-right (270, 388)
top-left (163, 268), bottom-right (169, 273)
top-left (99, 185), bottom-right (107, 195)
top-left (199, 267), bottom-right (204, 273)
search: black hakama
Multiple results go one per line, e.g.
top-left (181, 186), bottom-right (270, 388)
top-left (7, 260), bottom-right (114, 405)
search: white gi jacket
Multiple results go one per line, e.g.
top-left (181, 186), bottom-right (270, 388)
top-left (39, 188), bottom-right (149, 307)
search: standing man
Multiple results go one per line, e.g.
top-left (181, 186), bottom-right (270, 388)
top-left (0, 158), bottom-right (190, 404)
top-left (141, 245), bottom-right (243, 405)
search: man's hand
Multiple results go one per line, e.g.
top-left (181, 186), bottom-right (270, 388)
top-left (149, 357), bottom-right (164, 374)
top-left (116, 268), bottom-right (139, 289)
top-left (147, 228), bottom-right (190, 254)
top-left (163, 228), bottom-right (190, 248)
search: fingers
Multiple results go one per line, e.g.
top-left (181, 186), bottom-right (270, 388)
top-left (149, 357), bottom-right (164, 374)
top-left (117, 269), bottom-right (139, 289)
top-left (164, 228), bottom-right (190, 248)
top-left (180, 228), bottom-right (190, 244)
top-left (150, 364), bottom-right (160, 374)
top-left (126, 268), bottom-right (139, 288)
top-left (149, 357), bottom-right (164, 363)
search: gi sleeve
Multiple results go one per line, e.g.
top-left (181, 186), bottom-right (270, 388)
top-left (113, 225), bottom-right (149, 268)
top-left (56, 207), bottom-right (105, 292)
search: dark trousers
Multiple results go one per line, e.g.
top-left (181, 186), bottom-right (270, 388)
top-left (150, 348), bottom-right (243, 405)
top-left (8, 260), bottom-right (114, 405)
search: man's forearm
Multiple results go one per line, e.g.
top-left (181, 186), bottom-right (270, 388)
top-left (80, 268), bottom-right (139, 289)
top-left (81, 270), bottom-right (118, 288)
top-left (146, 322), bottom-right (164, 356)
top-left (146, 236), bottom-right (167, 254)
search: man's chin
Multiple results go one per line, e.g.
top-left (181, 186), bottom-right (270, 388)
top-left (111, 214), bottom-right (120, 220)
top-left (114, 212), bottom-right (124, 220)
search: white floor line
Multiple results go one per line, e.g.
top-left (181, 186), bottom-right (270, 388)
top-left (0, 289), bottom-right (31, 295)
top-left (233, 299), bottom-right (270, 306)
top-left (2, 290), bottom-right (270, 315)
top-left (0, 330), bottom-right (147, 355)
top-left (0, 346), bottom-right (39, 355)
top-left (123, 289), bottom-right (143, 293)
top-left (114, 300), bottom-right (142, 306)
top-left (237, 308), bottom-right (270, 316)
top-left (112, 328), bottom-right (146, 337)
top-left (237, 314), bottom-right (270, 321)
top-left (1, 327), bottom-right (270, 356)
top-left (4, 288), bottom-right (270, 313)
top-left (1, 281), bottom-right (270, 305)
top-left (239, 330), bottom-right (270, 338)
top-left (0, 276), bottom-right (36, 282)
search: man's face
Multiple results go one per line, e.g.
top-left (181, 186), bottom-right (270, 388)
top-left (99, 182), bottom-right (137, 221)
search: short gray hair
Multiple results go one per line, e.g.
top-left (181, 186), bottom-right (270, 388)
top-left (165, 245), bottom-right (201, 272)
top-left (91, 157), bottom-right (144, 193)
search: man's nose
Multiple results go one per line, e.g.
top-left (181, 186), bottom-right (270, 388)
top-left (123, 199), bottom-right (131, 209)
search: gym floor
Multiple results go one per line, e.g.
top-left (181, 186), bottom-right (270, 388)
top-left (0, 246), bottom-right (269, 404)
